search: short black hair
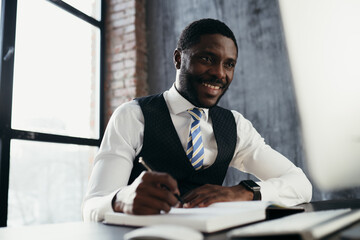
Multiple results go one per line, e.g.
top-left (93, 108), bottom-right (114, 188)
top-left (177, 18), bottom-right (238, 54)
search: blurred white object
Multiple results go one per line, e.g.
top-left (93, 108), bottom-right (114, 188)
top-left (279, 0), bottom-right (360, 190)
top-left (124, 224), bottom-right (203, 240)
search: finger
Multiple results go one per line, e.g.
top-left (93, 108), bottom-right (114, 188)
top-left (182, 189), bottom-right (199, 203)
top-left (182, 185), bottom-right (212, 203)
top-left (183, 185), bottom-right (225, 208)
top-left (131, 190), bottom-right (173, 214)
top-left (197, 195), bottom-right (223, 207)
top-left (142, 172), bottom-right (180, 194)
top-left (137, 180), bottom-right (179, 207)
top-left (184, 194), bottom-right (211, 208)
top-left (146, 186), bottom-right (179, 207)
top-left (190, 186), bottom-right (238, 207)
top-left (137, 197), bottom-right (172, 214)
top-left (130, 202), bottom-right (162, 215)
top-left (119, 191), bottom-right (163, 215)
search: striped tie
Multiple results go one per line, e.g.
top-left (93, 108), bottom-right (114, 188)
top-left (186, 108), bottom-right (205, 170)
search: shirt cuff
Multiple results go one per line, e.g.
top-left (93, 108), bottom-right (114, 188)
top-left (82, 189), bottom-right (119, 222)
top-left (257, 179), bottom-right (310, 207)
top-left (256, 181), bottom-right (280, 203)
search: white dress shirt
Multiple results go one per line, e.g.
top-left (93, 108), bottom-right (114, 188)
top-left (82, 85), bottom-right (312, 222)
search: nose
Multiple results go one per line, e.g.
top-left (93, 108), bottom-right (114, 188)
top-left (209, 63), bottom-right (226, 80)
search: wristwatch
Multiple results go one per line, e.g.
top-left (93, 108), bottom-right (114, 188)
top-left (239, 180), bottom-right (261, 200)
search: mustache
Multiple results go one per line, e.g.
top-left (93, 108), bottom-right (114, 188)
top-left (179, 72), bottom-right (227, 89)
top-left (192, 75), bottom-right (226, 88)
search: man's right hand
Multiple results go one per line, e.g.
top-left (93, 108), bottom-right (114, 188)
top-left (112, 171), bottom-right (181, 215)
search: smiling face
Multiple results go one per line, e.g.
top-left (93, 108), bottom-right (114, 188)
top-left (174, 34), bottom-right (237, 108)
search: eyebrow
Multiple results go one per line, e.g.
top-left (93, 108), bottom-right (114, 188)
top-left (197, 50), bottom-right (237, 63)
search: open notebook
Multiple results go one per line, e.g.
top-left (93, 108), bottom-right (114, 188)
top-left (227, 208), bottom-right (360, 240)
top-left (103, 201), bottom-right (303, 233)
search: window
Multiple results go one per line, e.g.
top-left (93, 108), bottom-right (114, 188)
top-left (0, 0), bottom-right (105, 227)
top-left (12, 0), bottom-right (100, 139)
top-left (8, 140), bottom-right (97, 225)
top-left (62, 0), bottom-right (101, 20)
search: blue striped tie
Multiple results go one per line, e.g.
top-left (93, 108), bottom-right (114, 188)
top-left (186, 108), bottom-right (205, 170)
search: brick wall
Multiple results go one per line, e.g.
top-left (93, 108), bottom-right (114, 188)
top-left (105, 0), bottom-right (147, 125)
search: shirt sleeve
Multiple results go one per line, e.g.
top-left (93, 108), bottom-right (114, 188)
top-left (82, 100), bottom-right (144, 222)
top-left (229, 111), bottom-right (312, 206)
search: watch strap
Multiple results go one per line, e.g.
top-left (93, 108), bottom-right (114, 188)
top-left (239, 180), bottom-right (262, 200)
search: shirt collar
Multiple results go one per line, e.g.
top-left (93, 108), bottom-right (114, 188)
top-left (164, 84), bottom-right (209, 121)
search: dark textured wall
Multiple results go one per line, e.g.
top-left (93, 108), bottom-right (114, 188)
top-left (145, 0), bottom-right (352, 201)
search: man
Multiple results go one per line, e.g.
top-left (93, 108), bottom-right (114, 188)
top-left (82, 18), bottom-right (312, 222)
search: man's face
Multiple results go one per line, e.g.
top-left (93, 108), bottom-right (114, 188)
top-left (174, 34), bottom-right (237, 108)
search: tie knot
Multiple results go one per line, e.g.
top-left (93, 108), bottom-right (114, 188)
top-left (188, 108), bottom-right (203, 121)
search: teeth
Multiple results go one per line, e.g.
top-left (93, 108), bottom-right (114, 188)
top-left (203, 83), bottom-right (220, 90)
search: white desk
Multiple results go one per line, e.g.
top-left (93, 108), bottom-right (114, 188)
top-left (1, 200), bottom-right (360, 240)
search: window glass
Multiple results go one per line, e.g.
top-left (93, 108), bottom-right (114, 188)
top-left (62, 0), bottom-right (101, 20)
top-left (7, 140), bottom-right (97, 226)
top-left (12, 0), bottom-right (100, 139)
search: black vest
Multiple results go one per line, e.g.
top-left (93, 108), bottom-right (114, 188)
top-left (128, 94), bottom-right (237, 196)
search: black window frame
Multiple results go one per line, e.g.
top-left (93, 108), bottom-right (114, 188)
top-left (0, 0), bottom-right (106, 227)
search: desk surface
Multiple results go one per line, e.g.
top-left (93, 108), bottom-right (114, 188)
top-left (1, 199), bottom-right (360, 240)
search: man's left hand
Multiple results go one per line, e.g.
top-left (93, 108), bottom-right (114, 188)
top-left (182, 184), bottom-right (254, 208)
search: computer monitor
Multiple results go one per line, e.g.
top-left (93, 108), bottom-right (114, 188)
top-left (279, 0), bottom-right (360, 191)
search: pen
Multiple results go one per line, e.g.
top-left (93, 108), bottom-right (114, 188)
top-left (139, 157), bottom-right (184, 204)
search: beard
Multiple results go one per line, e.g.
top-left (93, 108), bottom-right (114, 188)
top-left (177, 72), bottom-right (229, 108)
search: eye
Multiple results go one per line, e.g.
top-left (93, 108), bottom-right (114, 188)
top-left (200, 56), bottom-right (212, 63)
top-left (224, 62), bottom-right (236, 69)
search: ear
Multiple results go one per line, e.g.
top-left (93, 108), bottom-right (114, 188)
top-left (173, 48), bottom-right (182, 69)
